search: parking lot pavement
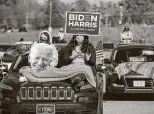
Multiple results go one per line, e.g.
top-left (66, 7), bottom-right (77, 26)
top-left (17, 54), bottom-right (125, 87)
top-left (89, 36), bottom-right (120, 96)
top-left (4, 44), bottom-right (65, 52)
top-left (103, 101), bottom-right (154, 114)
top-left (103, 95), bottom-right (154, 114)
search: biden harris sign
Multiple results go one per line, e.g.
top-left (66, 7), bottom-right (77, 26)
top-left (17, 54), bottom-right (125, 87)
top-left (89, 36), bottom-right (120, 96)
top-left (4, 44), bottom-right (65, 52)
top-left (65, 12), bottom-right (101, 36)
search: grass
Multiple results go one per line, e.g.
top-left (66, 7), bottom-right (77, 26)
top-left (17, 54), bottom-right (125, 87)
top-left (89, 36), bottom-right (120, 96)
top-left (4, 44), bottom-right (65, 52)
top-left (0, 25), bottom-right (154, 48)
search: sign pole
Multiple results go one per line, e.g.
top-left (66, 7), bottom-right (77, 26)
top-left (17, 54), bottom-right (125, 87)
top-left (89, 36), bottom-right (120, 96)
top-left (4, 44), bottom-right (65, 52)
top-left (26, 13), bottom-right (29, 30)
top-left (48, 0), bottom-right (52, 34)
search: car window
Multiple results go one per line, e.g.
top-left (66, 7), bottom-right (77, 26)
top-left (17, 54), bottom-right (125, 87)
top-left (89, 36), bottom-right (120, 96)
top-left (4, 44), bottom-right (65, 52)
top-left (114, 50), bottom-right (128, 63)
top-left (114, 48), bottom-right (154, 63)
top-left (4, 46), bottom-right (18, 56)
top-left (13, 54), bottom-right (29, 71)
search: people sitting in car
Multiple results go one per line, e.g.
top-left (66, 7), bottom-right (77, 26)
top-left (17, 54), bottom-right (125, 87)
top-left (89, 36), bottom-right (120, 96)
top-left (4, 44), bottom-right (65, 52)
top-left (57, 35), bottom-right (96, 90)
top-left (2, 43), bottom-right (96, 91)
top-left (38, 30), bottom-right (58, 67)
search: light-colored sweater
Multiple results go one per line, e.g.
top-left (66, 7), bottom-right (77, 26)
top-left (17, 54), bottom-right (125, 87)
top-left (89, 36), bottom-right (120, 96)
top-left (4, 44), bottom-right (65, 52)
top-left (20, 63), bottom-right (96, 87)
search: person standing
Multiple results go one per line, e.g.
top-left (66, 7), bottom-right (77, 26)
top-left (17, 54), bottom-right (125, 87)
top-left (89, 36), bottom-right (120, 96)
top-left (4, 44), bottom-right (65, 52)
top-left (120, 26), bottom-right (133, 43)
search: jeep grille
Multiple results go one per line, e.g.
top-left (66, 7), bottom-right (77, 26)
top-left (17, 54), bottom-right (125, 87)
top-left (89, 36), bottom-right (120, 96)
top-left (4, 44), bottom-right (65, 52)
top-left (20, 86), bottom-right (74, 100)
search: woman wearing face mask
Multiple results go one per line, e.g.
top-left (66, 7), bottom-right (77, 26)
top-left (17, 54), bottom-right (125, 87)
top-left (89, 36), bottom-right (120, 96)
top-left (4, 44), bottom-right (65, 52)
top-left (57, 35), bottom-right (96, 91)
top-left (58, 35), bottom-right (96, 69)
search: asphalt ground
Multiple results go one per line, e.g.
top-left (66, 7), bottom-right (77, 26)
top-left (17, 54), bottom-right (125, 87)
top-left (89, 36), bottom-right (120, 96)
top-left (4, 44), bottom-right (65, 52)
top-left (103, 94), bottom-right (154, 114)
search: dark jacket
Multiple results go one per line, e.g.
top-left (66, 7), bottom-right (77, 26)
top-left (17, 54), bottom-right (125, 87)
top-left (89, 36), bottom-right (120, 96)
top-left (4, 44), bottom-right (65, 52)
top-left (57, 42), bottom-right (96, 75)
top-left (1, 72), bottom-right (21, 91)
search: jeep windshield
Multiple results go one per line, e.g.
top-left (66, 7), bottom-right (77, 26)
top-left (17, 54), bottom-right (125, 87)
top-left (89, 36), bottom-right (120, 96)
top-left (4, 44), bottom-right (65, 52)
top-left (113, 48), bottom-right (154, 63)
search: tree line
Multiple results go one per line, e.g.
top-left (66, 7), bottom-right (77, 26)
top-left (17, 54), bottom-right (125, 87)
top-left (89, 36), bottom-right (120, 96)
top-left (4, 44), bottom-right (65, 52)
top-left (0, 0), bottom-right (154, 29)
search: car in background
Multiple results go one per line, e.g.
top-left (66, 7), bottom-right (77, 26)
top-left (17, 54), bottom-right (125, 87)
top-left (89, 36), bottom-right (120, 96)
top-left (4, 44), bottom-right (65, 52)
top-left (0, 44), bottom-right (15, 81)
top-left (15, 40), bottom-right (35, 50)
top-left (101, 41), bottom-right (154, 95)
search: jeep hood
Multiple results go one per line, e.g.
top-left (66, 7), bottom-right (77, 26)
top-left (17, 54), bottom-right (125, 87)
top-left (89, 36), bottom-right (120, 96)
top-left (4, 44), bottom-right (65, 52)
top-left (20, 66), bottom-right (96, 87)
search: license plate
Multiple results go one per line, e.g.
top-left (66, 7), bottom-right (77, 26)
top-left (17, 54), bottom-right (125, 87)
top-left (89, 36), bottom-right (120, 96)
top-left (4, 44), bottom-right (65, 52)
top-left (36, 104), bottom-right (55, 114)
top-left (129, 57), bottom-right (146, 62)
top-left (133, 81), bottom-right (145, 87)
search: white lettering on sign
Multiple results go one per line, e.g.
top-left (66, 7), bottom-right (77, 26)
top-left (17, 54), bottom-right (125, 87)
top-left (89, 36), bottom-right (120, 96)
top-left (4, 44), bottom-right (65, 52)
top-left (74, 22), bottom-right (79, 26)
top-left (69, 14), bottom-right (84, 21)
top-left (68, 21), bottom-right (97, 28)
top-left (69, 14), bottom-right (74, 20)
top-left (66, 12), bottom-right (101, 35)
top-left (79, 15), bottom-right (84, 21)
top-left (91, 15), bottom-right (97, 22)
top-left (80, 22), bottom-right (84, 27)
top-left (68, 21), bottom-right (74, 26)
top-left (68, 14), bottom-right (98, 28)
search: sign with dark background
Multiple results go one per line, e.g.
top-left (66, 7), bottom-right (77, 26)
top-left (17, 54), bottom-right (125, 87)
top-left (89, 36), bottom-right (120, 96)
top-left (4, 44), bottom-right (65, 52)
top-left (65, 12), bottom-right (101, 36)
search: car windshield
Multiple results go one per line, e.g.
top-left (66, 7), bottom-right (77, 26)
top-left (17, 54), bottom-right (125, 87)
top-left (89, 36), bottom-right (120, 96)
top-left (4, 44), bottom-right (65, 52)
top-left (114, 48), bottom-right (154, 63)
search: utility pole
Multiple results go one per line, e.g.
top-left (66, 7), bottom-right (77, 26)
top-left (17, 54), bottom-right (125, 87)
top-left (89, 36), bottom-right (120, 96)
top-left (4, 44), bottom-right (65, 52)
top-left (26, 13), bottom-right (29, 30)
top-left (105, 13), bottom-right (108, 28)
top-left (119, 4), bottom-right (123, 25)
top-left (48, 0), bottom-right (52, 34)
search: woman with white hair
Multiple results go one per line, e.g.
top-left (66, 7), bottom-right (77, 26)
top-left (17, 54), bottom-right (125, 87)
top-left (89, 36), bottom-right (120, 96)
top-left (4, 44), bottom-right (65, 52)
top-left (38, 30), bottom-right (58, 67)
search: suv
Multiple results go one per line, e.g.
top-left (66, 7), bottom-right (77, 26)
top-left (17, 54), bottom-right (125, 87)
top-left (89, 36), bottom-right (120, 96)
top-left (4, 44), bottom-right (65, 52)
top-left (0, 53), bottom-right (103, 114)
top-left (102, 42), bottom-right (154, 94)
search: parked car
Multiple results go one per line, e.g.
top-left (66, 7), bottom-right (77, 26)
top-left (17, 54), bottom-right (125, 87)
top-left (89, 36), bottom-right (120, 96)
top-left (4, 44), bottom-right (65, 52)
top-left (101, 41), bottom-right (154, 95)
top-left (0, 52), bottom-right (104, 114)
